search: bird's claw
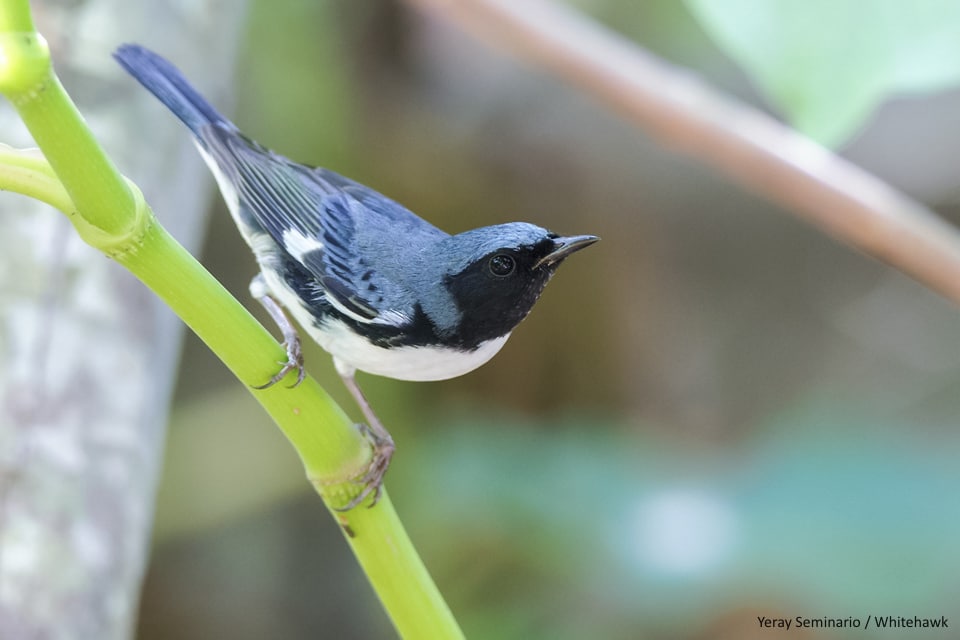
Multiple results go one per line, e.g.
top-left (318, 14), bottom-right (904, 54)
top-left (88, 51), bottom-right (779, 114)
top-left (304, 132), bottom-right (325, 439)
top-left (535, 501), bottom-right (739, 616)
top-left (252, 335), bottom-right (305, 389)
top-left (332, 423), bottom-right (395, 511)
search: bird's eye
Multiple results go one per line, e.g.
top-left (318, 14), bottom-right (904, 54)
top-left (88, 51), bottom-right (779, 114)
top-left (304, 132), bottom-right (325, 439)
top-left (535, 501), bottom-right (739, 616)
top-left (488, 253), bottom-right (516, 277)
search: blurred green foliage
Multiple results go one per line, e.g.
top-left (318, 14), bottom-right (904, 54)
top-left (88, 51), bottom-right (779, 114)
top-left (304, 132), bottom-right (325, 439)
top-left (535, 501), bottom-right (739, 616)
top-left (145, 396), bottom-right (960, 639)
top-left (687, 0), bottom-right (960, 146)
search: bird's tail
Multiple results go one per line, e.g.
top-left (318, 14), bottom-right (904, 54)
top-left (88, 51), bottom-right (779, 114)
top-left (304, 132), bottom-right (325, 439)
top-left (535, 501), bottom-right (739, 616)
top-left (113, 44), bottom-right (231, 138)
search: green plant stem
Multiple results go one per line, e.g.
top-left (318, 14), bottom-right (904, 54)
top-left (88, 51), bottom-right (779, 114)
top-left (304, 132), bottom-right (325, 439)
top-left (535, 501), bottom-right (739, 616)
top-left (0, 31), bottom-right (132, 235)
top-left (0, 2), bottom-right (463, 637)
top-left (0, 144), bottom-right (71, 212)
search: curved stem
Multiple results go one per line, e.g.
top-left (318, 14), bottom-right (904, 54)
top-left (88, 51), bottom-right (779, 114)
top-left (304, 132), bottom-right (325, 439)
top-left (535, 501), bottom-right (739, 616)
top-left (0, 11), bottom-right (133, 235)
top-left (0, 144), bottom-right (71, 212)
top-left (0, 2), bottom-right (463, 637)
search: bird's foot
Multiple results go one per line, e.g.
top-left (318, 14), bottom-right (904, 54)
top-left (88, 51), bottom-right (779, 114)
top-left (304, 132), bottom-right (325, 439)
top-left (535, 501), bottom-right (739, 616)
top-left (250, 277), bottom-right (306, 389)
top-left (333, 423), bottom-right (395, 511)
top-left (252, 334), bottom-right (305, 389)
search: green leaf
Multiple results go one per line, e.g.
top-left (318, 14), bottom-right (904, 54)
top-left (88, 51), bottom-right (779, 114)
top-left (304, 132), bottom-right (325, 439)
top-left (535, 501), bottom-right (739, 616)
top-left (686, 0), bottom-right (960, 146)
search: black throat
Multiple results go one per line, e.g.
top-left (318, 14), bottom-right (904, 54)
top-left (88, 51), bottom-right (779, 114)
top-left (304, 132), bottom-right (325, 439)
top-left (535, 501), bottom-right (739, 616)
top-left (442, 261), bottom-right (555, 349)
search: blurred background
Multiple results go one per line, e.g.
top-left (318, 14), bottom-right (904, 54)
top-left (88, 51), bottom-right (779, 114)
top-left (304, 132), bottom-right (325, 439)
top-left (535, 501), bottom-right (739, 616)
top-left (109, 0), bottom-right (960, 638)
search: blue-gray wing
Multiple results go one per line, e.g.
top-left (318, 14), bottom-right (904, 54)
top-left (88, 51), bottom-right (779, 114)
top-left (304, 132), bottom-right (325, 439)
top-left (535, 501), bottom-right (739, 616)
top-left (303, 194), bottom-right (383, 321)
top-left (201, 125), bottom-right (444, 324)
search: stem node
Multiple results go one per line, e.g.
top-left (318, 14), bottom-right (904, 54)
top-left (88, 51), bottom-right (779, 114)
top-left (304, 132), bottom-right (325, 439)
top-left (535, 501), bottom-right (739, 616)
top-left (0, 30), bottom-right (48, 100)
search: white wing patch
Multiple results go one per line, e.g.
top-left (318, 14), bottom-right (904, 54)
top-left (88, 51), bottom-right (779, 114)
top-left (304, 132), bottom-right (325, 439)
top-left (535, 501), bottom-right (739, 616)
top-left (318, 293), bottom-right (409, 327)
top-left (281, 228), bottom-right (324, 261)
top-left (324, 294), bottom-right (379, 324)
top-left (374, 308), bottom-right (411, 327)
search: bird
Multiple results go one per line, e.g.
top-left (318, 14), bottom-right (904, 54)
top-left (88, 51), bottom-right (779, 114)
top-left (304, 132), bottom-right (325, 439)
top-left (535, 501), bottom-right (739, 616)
top-left (114, 44), bottom-right (598, 510)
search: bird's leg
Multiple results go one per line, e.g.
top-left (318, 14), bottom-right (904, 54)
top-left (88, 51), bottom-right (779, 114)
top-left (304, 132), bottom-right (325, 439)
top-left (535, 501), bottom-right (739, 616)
top-left (334, 360), bottom-right (395, 510)
top-left (249, 274), bottom-right (305, 389)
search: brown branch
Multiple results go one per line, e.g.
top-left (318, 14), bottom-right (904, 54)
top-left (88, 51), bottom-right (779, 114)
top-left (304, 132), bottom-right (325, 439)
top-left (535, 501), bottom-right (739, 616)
top-left (406, 0), bottom-right (960, 304)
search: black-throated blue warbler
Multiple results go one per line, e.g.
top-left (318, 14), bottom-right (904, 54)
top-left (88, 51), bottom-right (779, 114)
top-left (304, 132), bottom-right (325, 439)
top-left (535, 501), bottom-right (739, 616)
top-left (114, 45), bottom-right (598, 509)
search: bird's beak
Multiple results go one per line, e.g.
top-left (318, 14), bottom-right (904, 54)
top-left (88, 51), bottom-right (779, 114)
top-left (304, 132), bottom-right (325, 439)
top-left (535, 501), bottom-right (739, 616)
top-left (534, 234), bottom-right (599, 269)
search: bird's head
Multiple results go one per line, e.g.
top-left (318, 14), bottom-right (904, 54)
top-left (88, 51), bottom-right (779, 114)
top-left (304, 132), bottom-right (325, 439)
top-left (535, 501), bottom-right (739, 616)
top-left (433, 223), bottom-right (598, 347)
